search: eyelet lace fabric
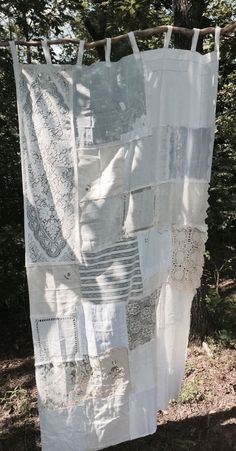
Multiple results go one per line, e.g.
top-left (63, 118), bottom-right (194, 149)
top-left (10, 31), bottom-right (220, 451)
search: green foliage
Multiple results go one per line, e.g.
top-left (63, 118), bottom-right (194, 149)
top-left (205, 289), bottom-right (236, 344)
top-left (0, 47), bottom-right (26, 308)
top-left (205, 2), bottom-right (236, 283)
top-left (205, 0), bottom-right (236, 24)
top-left (0, 385), bottom-right (31, 415)
top-left (0, 0), bottom-right (235, 344)
top-left (179, 380), bottom-right (202, 403)
top-left (217, 329), bottom-right (236, 347)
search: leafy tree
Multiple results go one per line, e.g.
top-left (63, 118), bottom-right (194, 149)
top-left (0, 0), bottom-right (235, 350)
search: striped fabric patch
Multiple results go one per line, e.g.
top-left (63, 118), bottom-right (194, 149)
top-left (80, 237), bottom-right (143, 303)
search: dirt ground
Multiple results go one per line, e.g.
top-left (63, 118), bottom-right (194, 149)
top-left (0, 343), bottom-right (235, 451)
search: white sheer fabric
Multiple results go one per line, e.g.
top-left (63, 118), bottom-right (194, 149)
top-left (10, 26), bottom-right (220, 451)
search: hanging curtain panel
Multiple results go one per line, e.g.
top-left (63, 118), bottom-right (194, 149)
top-left (9, 25), bottom-right (221, 451)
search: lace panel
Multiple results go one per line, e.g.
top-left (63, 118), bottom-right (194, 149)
top-left (126, 289), bottom-right (161, 350)
top-left (19, 69), bottom-right (77, 263)
top-left (169, 227), bottom-right (207, 289)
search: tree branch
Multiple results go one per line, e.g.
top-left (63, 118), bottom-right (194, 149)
top-left (1, 22), bottom-right (235, 48)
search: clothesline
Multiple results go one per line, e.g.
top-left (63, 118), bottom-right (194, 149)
top-left (0, 21), bottom-right (235, 48)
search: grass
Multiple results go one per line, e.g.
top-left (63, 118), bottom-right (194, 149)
top-left (179, 380), bottom-right (201, 404)
top-left (0, 385), bottom-right (31, 416)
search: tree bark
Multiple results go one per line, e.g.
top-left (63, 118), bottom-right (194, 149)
top-left (189, 285), bottom-right (209, 343)
top-left (172, 0), bottom-right (208, 52)
top-left (172, 0), bottom-right (210, 340)
top-left (22, 12), bottom-right (32, 64)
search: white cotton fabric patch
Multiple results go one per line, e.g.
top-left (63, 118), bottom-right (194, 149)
top-left (82, 302), bottom-right (128, 355)
top-left (10, 26), bottom-right (220, 450)
top-left (155, 284), bottom-right (195, 409)
top-left (138, 228), bottom-right (171, 277)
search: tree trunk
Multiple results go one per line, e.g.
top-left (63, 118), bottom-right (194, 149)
top-left (189, 285), bottom-right (209, 343)
top-left (172, 0), bottom-right (210, 341)
top-left (172, 0), bottom-right (206, 52)
top-left (22, 12), bottom-right (32, 64)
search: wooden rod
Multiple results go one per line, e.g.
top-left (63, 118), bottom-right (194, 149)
top-left (0, 22), bottom-right (235, 48)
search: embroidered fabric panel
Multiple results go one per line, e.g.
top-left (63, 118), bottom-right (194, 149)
top-left (36, 347), bottom-right (130, 410)
top-left (82, 302), bottom-right (128, 355)
top-left (31, 313), bottom-right (81, 364)
top-left (36, 358), bottom-right (92, 409)
top-left (74, 56), bottom-right (150, 147)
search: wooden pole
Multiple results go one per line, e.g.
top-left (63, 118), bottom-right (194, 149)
top-left (0, 22), bottom-right (235, 48)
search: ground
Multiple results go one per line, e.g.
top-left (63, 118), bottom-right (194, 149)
top-left (0, 342), bottom-right (235, 451)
